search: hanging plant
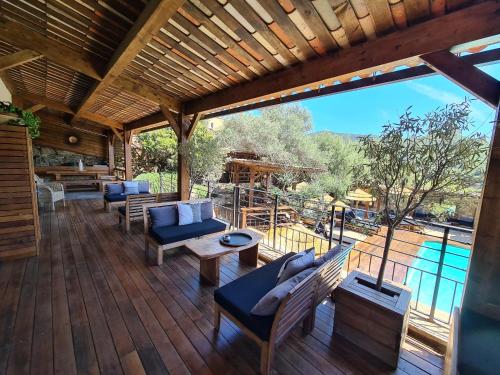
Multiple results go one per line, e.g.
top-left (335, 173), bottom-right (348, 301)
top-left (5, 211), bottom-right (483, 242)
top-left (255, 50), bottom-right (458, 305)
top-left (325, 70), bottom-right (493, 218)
top-left (0, 101), bottom-right (41, 138)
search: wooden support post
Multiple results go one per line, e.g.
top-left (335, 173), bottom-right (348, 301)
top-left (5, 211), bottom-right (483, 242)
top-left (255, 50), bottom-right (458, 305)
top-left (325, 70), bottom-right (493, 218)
top-left (107, 133), bottom-right (115, 173)
top-left (124, 130), bottom-right (133, 181)
top-left (463, 103), bottom-right (500, 320)
top-left (177, 113), bottom-right (190, 200)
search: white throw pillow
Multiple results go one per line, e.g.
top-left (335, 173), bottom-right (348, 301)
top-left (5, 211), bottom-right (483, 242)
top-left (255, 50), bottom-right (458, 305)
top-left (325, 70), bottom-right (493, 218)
top-left (178, 203), bottom-right (194, 225)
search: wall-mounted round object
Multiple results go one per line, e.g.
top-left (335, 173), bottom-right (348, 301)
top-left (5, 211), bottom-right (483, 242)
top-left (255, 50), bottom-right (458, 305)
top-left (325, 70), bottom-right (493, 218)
top-left (66, 133), bottom-right (80, 145)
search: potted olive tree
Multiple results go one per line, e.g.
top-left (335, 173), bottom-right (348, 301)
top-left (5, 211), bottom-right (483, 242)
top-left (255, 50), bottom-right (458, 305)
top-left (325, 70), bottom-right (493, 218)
top-left (334, 100), bottom-right (486, 367)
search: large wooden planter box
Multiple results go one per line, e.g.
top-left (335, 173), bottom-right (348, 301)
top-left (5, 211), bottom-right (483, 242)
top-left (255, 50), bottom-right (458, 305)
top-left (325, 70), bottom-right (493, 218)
top-left (0, 123), bottom-right (40, 260)
top-left (334, 270), bottom-right (411, 368)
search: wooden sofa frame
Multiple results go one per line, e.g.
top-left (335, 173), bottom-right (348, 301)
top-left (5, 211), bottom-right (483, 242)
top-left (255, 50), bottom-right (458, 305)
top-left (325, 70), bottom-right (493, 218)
top-left (214, 243), bottom-right (354, 374)
top-left (142, 198), bottom-right (229, 266)
top-left (118, 194), bottom-right (158, 232)
top-left (118, 192), bottom-right (179, 232)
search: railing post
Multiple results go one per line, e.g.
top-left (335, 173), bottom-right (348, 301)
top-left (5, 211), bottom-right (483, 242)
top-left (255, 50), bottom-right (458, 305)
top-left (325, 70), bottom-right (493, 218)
top-left (328, 205), bottom-right (335, 248)
top-left (272, 194), bottom-right (279, 250)
top-left (430, 227), bottom-right (450, 320)
top-left (232, 186), bottom-right (238, 229)
top-left (339, 207), bottom-right (346, 246)
top-left (206, 181), bottom-right (211, 198)
top-left (159, 172), bottom-right (164, 193)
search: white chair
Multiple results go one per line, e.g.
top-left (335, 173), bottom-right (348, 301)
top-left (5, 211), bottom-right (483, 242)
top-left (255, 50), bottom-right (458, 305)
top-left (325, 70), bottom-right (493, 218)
top-left (35, 174), bottom-right (65, 210)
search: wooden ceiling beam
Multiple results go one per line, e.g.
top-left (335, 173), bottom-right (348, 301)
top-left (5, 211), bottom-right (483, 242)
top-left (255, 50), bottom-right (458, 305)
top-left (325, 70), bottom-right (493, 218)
top-left (25, 104), bottom-right (46, 113)
top-left (0, 50), bottom-right (43, 71)
top-left (160, 104), bottom-right (181, 138)
top-left (183, 1), bottom-right (500, 115)
top-left (0, 17), bottom-right (179, 112)
top-left (204, 48), bottom-right (500, 119)
top-left (186, 113), bottom-right (202, 140)
top-left (421, 50), bottom-right (499, 108)
top-left (125, 112), bottom-right (169, 132)
top-left (16, 93), bottom-right (124, 129)
top-left (19, 93), bottom-right (75, 114)
top-left (0, 71), bottom-right (17, 94)
top-left (0, 17), bottom-right (103, 80)
top-left (112, 75), bottom-right (180, 111)
top-left (73, 0), bottom-right (185, 122)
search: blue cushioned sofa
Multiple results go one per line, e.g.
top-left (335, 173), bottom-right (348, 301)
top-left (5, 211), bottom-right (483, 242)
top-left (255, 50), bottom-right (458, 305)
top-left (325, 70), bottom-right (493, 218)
top-left (103, 180), bottom-right (150, 211)
top-left (214, 243), bottom-right (353, 375)
top-left (143, 199), bottom-right (228, 265)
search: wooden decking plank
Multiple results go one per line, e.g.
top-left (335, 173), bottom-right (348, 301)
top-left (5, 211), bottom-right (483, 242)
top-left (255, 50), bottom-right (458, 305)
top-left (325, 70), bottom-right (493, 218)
top-left (0, 259), bottom-right (27, 374)
top-left (6, 257), bottom-right (37, 375)
top-left (30, 210), bottom-right (54, 375)
top-left (77, 202), bottom-right (191, 375)
top-left (60, 206), bottom-right (124, 375)
top-left (0, 197), bottom-right (445, 375)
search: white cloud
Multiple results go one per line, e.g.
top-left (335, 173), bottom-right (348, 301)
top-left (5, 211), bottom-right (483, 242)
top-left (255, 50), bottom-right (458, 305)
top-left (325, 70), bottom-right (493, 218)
top-left (405, 81), bottom-right (492, 125)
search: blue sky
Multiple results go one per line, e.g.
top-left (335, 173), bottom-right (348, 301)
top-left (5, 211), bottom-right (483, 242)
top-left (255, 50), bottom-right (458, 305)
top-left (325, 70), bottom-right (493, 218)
top-left (240, 61), bottom-right (499, 138)
top-left (301, 63), bottom-right (500, 137)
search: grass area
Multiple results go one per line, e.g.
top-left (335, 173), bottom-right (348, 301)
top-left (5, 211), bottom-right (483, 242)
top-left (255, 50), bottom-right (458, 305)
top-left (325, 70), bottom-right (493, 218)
top-left (134, 171), bottom-right (208, 198)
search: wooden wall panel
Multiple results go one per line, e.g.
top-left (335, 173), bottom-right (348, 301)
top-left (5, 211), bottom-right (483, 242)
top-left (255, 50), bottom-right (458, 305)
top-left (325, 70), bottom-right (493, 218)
top-left (34, 119), bottom-right (108, 158)
top-left (0, 124), bottom-right (40, 260)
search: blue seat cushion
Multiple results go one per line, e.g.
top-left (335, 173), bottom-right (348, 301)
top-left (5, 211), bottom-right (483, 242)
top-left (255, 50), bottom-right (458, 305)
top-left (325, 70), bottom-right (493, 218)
top-left (104, 193), bottom-right (127, 202)
top-left (106, 183), bottom-right (123, 195)
top-left (118, 206), bottom-right (126, 216)
top-left (214, 253), bottom-right (296, 341)
top-left (150, 218), bottom-right (226, 245)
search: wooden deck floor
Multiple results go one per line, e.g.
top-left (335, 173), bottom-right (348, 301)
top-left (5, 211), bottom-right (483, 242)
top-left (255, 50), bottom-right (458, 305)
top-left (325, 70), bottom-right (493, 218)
top-left (0, 198), bottom-right (444, 375)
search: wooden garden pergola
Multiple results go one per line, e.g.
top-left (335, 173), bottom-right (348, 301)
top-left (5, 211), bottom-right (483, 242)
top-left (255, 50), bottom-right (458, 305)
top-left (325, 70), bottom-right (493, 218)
top-left (1, 0), bottom-right (500, 335)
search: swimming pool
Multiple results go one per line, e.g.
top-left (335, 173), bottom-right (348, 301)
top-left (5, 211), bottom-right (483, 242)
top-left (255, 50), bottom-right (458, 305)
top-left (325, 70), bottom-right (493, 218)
top-left (406, 241), bottom-right (470, 317)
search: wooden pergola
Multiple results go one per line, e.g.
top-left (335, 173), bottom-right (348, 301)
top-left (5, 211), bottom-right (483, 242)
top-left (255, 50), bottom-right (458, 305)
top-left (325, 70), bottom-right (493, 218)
top-left (1, 0), bottom-right (500, 334)
top-left (0, 0), bottom-right (498, 200)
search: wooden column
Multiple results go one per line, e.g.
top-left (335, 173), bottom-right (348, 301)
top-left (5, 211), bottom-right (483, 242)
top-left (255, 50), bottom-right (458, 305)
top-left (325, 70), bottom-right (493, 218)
top-left (177, 113), bottom-right (190, 200)
top-left (463, 104), bottom-right (500, 320)
top-left (124, 130), bottom-right (132, 181)
top-left (248, 168), bottom-right (255, 207)
top-left (107, 133), bottom-right (115, 173)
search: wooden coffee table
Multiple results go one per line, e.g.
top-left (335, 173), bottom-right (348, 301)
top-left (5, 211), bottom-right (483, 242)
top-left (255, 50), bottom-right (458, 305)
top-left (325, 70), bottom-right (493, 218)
top-left (185, 228), bottom-right (263, 286)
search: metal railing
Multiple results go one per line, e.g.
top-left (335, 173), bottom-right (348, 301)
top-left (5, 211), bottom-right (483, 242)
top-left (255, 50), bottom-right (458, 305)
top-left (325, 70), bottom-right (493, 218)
top-left (199, 184), bottom-right (472, 325)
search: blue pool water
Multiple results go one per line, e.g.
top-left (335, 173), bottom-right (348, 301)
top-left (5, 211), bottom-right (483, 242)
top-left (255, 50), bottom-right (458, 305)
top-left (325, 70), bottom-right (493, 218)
top-left (406, 241), bottom-right (470, 315)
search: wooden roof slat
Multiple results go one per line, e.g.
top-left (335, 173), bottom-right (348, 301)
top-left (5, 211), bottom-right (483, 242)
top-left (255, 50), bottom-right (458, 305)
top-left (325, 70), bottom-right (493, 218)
top-left (403, 0), bottom-right (431, 24)
top-left (333, 0), bottom-right (369, 44)
top-left (0, 50), bottom-right (43, 72)
top-left (365, 0), bottom-right (396, 36)
top-left (184, 1), bottom-right (500, 114)
top-left (229, 0), bottom-right (299, 65)
top-left (169, 13), bottom-right (258, 79)
top-left (73, 0), bottom-right (186, 122)
top-left (0, 17), bottom-right (104, 80)
top-left (201, 0), bottom-right (283, 71)
top-left (247, 0), bottom-right (316, 61)
top-left (179, 2), bottom-right (268, 75)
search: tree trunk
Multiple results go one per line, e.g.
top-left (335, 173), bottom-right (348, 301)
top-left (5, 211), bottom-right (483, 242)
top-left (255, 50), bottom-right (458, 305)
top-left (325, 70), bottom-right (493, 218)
top-left (376, 226), bottom-right (394, 291)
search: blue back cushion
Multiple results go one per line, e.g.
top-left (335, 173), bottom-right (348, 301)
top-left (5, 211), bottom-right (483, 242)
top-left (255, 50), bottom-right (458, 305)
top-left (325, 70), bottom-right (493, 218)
top-left (201, 201), bottom-right (213, 220)
top-left (106, 183), bottom-right (123, 195)
top-left (137, 181), bottom-right (150, 193)
top-left (149, 206), bottom-right (177, 228)
top-left (191, 203), bottom-right (202, 223)
top-left (178, 203), bottom-right (194, 225)
top-left (123, 181), bottom-right (139, 195)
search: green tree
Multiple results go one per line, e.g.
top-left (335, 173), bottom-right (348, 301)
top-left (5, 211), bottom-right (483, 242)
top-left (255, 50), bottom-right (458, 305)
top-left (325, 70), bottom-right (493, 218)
top-left (359, 100), bottom-right (487, 291)
top-left (179, 123), bottom-right (228, 195)
top-left (132, 128), bottom-right (177, 175)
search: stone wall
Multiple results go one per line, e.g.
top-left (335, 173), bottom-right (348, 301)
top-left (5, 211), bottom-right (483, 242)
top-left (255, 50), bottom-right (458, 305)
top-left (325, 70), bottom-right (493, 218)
top-left (33, 145), bottom-right (106, 167)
